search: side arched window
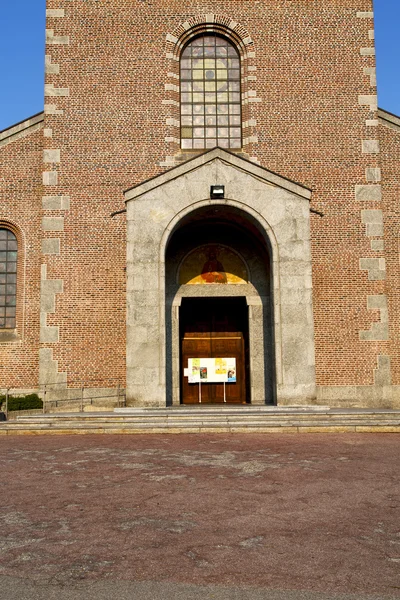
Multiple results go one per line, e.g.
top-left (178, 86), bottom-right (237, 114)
top-left (0, 228), bottom-right (17, 329)
top-left (180, 35), bottom-right (241, 150)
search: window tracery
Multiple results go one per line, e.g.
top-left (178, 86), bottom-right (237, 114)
top-left (0, 228), bottom-right (17, 329)
top-left (180, 35), bottom-right (242, 150)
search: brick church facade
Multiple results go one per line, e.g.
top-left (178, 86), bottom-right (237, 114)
top-left (1, 1), bottom-right (400, 408)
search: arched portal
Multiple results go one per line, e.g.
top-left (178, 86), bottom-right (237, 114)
top-left (165, 204), bottom-right (275, 405)
top-left (125, 147), bottom-right (316, 408)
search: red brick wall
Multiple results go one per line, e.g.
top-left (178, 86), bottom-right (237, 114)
top-left (44, 0), bottom-right (382, 389)
top-left (2, 0), bottom-right (390, 397)
top-left (0, 124), bottom-right (43, 389)
top-left (380, 119), bottom-right (400, 384)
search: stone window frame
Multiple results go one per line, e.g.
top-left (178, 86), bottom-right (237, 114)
top-left (164, 18), bottom-right (258, 164)
top-left (0, 221), bottom-right (25, 343)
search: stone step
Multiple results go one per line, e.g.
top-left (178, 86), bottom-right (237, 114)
top-left (8, 419), bottom-right (400, 429)
top-left (4, 418), bottom-right (400, 428)
top-left (1, 424), bottom-right (399, 435)
top-left (11, 408), bottom-right (400, 423)
top-left (1, 406), bottom-right (400, 435)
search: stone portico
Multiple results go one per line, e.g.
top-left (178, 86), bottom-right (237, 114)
top-left (125, 148), bottom-right (315, 407)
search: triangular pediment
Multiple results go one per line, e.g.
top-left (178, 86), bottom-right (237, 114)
top-left (124, 148), bottom-right (311, 202)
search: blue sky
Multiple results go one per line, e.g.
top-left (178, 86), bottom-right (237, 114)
top-left (0, 1), bottom-right (399, 131)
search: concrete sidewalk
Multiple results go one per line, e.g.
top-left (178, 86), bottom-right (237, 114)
top-left (1, 434), bottom-right (399, 599)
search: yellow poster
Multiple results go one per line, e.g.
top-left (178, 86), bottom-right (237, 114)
top-left (215, 358), bottom-right (227, 375)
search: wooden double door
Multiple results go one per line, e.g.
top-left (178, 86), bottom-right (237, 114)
top-left (180, 298), bottom-right (249, 404)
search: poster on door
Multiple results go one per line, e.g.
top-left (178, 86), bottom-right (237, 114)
top-left (187, 358), bottom-right (236, 383)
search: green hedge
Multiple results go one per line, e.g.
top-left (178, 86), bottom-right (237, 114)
top-left (0, 393), bottom-right (43, 412)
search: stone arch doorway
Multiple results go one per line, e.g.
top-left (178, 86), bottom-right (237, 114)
top-left (164, 204), bottom-right (275, 406)
top-left (125, 147), bottom-right (316, 408)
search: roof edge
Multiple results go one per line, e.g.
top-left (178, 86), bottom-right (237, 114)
top-left (378, 108), bottom-right (400, 132)
top-left (0, 112), bottom-right (45, 146)
top-left (125, 147), bottom-right (312, 202)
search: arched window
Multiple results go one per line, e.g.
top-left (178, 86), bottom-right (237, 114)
top-left (180, 35), bottom-right (241, 150)
top-left (0, 228), bottom-right (17, 329)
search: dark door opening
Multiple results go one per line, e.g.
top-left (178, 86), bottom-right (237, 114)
top-left (180, 297), bottom-right (250, 404)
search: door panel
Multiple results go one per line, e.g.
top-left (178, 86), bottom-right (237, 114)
top-left (180, 298), bottom-right (248, 404)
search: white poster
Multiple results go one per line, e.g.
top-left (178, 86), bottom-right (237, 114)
top-left (187, 358), bottom-right (236, 383)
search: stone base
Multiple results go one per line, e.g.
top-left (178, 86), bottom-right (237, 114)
top-left (317, 385), bottom-right (400, 409)
top-left (276, 384), bottom-right (317, 406)
top-left (42, 387), bottom-right (125, 412)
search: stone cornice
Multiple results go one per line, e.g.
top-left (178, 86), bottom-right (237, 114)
top-left (378, 108), bottom-right (400, 132)
top-left (0, 112), bottom-right (44, 148)
top-left (125, 147), bottom-right (312, 202)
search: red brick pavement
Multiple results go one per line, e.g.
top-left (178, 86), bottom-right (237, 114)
top-left (1, 434), bottom-right (399, 596)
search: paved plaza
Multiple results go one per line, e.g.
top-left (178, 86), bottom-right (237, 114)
top-left (0, 434), bottom-right (399, 600)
